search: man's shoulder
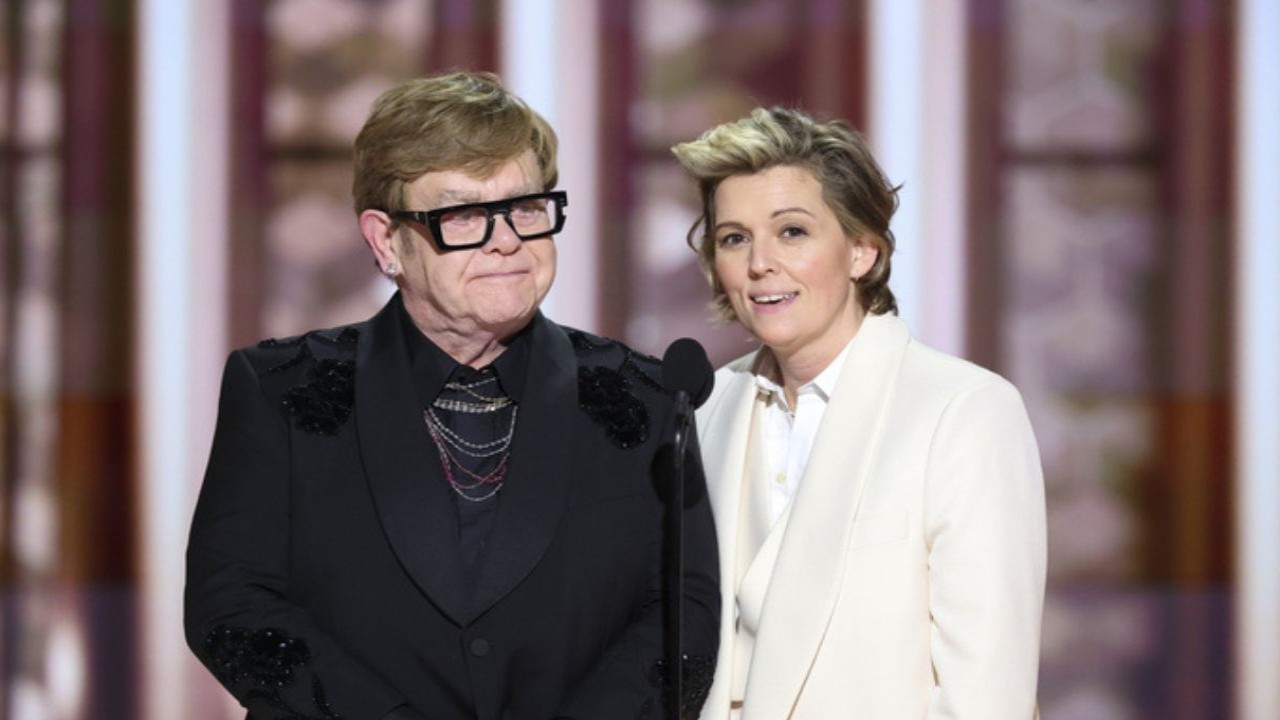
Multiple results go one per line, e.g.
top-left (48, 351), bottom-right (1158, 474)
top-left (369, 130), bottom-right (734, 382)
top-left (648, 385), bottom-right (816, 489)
top-left (235, 323), bottom-right (363, 379)
top-left (228, 322), bottom-right (366, 410)
top-left (223, 321), bottom-right (367, 436)
top-left (551, 325), bottom-right (674, 450)
top-left (559, 326), bottom-right (663, 388)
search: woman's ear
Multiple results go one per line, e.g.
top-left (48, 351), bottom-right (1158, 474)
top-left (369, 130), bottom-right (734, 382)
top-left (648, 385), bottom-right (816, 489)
top-left (850, 236), bottom-right (879, 280)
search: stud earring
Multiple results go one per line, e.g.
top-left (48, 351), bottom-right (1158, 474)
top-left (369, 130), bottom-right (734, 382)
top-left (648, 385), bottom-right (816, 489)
top-left (385, 261), bottom-right (398, 276)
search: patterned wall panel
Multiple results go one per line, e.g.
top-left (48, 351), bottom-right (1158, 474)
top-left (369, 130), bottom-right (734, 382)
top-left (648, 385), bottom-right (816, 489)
top-left (976, 1), bottom-right (1234, 717)
top-left (259, 0), bottom-right (435, 339)
top-left (2, 1), bottom-right (69, 715)
top-left (3, 0), bottom-right (140, 716)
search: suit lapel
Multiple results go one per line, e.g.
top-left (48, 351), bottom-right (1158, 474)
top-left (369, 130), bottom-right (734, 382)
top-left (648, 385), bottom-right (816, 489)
top-left (743, 315), bottom-right (910, 719)
top-left (467, 314), bottom-right (575, 622)
top-left (700, 361), bottom-right (760, 602)
top-left (695, 356), bottom-right (760, 716)
top-left (355, 296), bottom-right (471, 625)
top-left (699, 355), bottom-right (762, 568)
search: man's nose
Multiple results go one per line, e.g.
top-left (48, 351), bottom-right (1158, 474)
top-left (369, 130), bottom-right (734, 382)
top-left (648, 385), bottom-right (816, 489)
top-left (485, 213), bottom-right (523, 252)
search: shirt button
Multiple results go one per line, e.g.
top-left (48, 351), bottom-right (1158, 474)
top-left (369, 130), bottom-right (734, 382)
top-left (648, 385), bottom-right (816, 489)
top-left (775, 473), bottom-right (786, 485)
top-left (470, 638), bottom-right (490, 657)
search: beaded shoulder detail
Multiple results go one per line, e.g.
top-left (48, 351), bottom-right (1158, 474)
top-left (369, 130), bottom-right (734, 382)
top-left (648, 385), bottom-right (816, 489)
top-left (568, 329), bottom-right (665, 450)
top-left (566, 329), bottom-right (664, 390)
top-left (256, 327), bottom-right (359, 436)
top-left (578, 365), bottom-right (648, 449)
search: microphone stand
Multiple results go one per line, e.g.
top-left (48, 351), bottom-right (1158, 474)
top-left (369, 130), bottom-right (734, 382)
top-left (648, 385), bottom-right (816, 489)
top-left (665, 390), bottom-right (691, 720)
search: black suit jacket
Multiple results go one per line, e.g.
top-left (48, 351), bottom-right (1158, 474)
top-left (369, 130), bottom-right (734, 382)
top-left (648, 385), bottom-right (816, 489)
top-left (184, 297), bottom-right (719, 720)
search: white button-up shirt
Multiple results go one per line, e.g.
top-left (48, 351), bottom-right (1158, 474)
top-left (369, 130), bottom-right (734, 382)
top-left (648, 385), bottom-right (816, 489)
top-left (752, 338), bottom-right (854, 526)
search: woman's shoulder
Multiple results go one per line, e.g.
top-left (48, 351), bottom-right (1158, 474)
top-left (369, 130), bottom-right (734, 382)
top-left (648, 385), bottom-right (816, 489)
top-left (694, 348), bottom-right (761, 420)
top-left (895, 330), bottom-right (1024, 409)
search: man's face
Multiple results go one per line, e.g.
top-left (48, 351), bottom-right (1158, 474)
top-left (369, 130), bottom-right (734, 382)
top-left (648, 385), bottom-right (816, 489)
top-left (394, 151), bottom-right (557, 343)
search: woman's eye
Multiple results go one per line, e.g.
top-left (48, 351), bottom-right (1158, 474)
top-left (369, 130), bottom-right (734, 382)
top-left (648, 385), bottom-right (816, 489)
top-left (717, 232), bottom-right (747, 247)
top-left (780, 225), bottom-right (808, 239)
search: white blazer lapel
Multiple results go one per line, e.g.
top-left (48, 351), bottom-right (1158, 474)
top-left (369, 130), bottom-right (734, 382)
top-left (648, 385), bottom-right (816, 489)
top-left (696, 354), bottom-right (761, 717)
top-left (742, 315), bottom-right (910, 719)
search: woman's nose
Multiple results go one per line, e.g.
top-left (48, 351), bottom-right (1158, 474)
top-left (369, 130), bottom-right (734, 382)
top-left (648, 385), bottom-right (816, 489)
top-left (747, 241), bottom-right (775, 277)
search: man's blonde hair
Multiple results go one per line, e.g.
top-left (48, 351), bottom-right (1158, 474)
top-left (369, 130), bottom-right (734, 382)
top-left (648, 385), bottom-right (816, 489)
top-left (352, 71), bottom-right (558, 215)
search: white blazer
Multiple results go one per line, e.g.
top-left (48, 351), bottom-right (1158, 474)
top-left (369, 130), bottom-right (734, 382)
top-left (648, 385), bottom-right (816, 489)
top-left (696, 314), bottom-right (1046, 719)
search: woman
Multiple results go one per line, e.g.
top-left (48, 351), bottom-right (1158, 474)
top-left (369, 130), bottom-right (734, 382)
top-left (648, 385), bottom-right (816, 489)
top-left (672, 108), bottom-right (1045, 719)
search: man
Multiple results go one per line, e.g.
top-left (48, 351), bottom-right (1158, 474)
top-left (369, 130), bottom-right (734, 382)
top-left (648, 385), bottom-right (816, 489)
top-left (185, 71), bottom-right (719, 720)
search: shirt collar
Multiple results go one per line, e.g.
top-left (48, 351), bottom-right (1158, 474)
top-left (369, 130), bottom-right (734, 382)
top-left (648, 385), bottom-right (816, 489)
top-left (396, 294), bottom-right (532, 407)
top-left (752, 334), bottom-right (855, 408)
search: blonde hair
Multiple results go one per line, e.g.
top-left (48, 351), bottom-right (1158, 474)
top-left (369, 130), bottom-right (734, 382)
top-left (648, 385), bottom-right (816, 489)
top-left (352, 71), bottom-right (558, 215)
top-left (671, 107), bottom-right (899, 320)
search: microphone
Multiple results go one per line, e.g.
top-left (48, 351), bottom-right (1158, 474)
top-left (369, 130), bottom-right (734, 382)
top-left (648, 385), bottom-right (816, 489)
top-left (658, 338), bottom-right (713, 720)
top-left (659, 336), bottom-right (714, 485)
top-left (661, 337), bottom-right (714, 409)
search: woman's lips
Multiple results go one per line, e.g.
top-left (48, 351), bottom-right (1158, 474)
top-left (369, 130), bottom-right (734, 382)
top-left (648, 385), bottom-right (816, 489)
top-left (750, 291), bottom-right (798, 311)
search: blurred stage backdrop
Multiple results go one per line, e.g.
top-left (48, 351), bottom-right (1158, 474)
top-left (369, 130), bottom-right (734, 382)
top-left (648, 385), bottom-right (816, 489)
top-left (2, 0), bottom-right (1277, 718)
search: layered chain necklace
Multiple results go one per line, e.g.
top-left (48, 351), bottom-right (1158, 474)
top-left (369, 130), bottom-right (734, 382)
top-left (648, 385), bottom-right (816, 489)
top-left (422, 374), bottom-right (517, 503)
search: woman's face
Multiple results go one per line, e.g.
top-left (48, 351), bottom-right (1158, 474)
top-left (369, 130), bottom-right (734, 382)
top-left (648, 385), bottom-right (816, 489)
top-left (711, 165), bottom-right (877, 363)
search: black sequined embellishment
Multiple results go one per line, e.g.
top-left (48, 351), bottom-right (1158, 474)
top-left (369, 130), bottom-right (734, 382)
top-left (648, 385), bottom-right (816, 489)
top-left (282, 359), bottom-right (355, 435)
top-left (265, 342), bottom-right (315, 376)
top-left (579, 365), bottom-right (649, 449)
top-left (261, 328), bottom-right (360, 377)
top-left (622, 350), bottom-right (665, 394)
top-left (567, 329), bottom-right (609, 353)
top-left (309, 675), bottom-right (340, 718)
top-left (261, 327), bottom-right (359, 350)
top-left (205, 626), bottom-right (343, 719)
top-left (334, 327), bottom-right (358, 346)
top-left (652, 654), bottom-right (716, 717)
top-left (259, 335), bottom-right (306, 350)
top-left (205, 626), bottom-right (310, 690)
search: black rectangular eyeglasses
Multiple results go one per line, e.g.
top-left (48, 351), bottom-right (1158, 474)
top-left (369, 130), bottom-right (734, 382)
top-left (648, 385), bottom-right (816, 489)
top-left (390, 191), bottom-right (568, 252)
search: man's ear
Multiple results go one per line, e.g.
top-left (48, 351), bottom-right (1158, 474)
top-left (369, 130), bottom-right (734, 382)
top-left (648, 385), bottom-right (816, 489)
top-left (359, 209), bottom-right (399, 275)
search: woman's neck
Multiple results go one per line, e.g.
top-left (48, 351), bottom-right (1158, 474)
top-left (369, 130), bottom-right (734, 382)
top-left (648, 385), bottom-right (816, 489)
top-left (770, 313), bottom-right (865, 408)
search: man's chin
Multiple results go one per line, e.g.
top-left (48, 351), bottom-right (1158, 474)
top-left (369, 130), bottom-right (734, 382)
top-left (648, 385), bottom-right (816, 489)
top-left (476, 306), bottom-right (539, 335)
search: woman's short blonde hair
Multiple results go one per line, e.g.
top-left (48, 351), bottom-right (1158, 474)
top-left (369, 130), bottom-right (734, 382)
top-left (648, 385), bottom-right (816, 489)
top-left (671, 107), bottom-right (899, 320)
top-left (352, 71), bottom-right (558, 215)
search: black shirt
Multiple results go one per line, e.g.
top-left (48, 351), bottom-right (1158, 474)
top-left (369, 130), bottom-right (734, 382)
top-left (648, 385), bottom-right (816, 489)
top-left (395, 295), bottom-right (532, 580)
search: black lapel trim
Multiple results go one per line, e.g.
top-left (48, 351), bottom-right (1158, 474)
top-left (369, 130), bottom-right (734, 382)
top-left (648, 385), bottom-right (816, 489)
top-left (354, 294), bottom-right (470, 624)
top-left (466, 313), bottom-right (576, 622)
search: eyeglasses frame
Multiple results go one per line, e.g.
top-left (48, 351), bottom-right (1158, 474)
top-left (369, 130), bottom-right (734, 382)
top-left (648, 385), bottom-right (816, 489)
top-left (389, 190), bottom-right (569, 252)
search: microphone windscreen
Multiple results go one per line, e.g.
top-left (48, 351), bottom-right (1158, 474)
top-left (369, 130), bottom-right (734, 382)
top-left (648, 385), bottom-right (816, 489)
top-left (661, 337), bottom-right (715, 409)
